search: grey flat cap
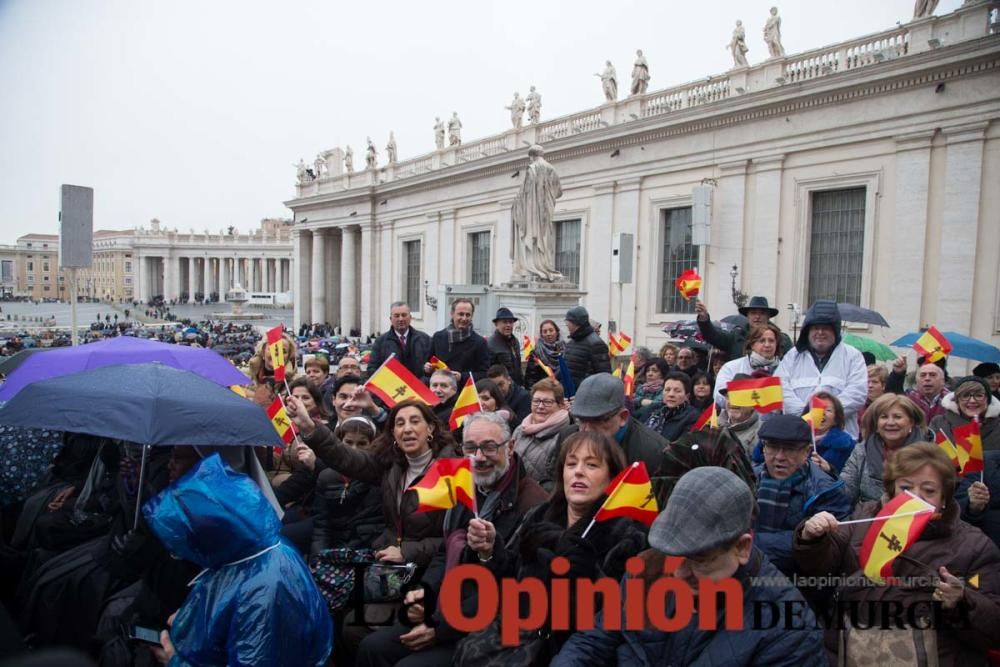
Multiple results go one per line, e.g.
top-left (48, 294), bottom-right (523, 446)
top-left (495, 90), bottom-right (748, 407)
top-left (570, 373), bottom-right (625, 419)
top-left (648, 466), bottom-right (754, 557)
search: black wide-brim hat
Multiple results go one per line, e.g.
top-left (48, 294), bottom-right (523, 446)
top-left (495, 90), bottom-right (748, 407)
top-left (738, 296), bottom-right (780, 318)
top-left (492, 306), bottom-right (519, 322)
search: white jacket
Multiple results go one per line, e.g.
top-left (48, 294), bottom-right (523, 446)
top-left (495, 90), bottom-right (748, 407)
top-left (775, 342), bottom-right (868, 438)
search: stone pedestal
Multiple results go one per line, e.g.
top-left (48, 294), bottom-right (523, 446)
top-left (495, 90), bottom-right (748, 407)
top-left (492, 280), bottom-right (586, 342)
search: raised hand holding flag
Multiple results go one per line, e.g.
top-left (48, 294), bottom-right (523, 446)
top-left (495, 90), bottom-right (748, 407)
top-left (675, 269), bottom-right (702, 301)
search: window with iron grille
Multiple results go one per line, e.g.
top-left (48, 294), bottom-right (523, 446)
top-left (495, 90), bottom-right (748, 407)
top-left (555, 219), bottom-right (581, 284)
top-left (659, 207), bottom-right (697, 313)
top-left (808, 187), bottom-right (866, 306)
top-left (469, 231), bottom-right (491, 284)
top-left (403, 240), bottom-right (421, 311)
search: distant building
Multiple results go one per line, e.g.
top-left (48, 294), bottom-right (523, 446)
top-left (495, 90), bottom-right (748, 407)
top-left (12, 219), bottom-right (294, 303)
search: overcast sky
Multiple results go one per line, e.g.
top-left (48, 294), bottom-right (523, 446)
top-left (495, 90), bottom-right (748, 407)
top-left (0, 0), bottom-right (962, 244)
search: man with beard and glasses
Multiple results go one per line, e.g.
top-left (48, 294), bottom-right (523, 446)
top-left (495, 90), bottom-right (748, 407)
top-left (356, 411), bottom-right (548, 666)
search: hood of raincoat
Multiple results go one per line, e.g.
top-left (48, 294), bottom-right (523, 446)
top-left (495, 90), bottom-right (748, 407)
top-left (795, 299), bottom-right (843, 351)
top-left (143, 453), bottom-right (281, 568)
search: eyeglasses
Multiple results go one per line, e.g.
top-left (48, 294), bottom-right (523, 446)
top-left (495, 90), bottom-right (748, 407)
top-left (461, 442), bottom-right (505, 455)
top-left (959, 392), bottom-right (987, 402)
top-left (762, 442), bottom-right (809, 454)
top-left (531, 398), bottom-right (557, 407)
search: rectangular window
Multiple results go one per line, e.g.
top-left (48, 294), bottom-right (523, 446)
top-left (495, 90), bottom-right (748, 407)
top-left (43, 262), bottom-right (49, 272)
top-left (555, 219), bottom-right (582, 284)
top-left (125, 261), bottom-right (132, 273)
top-left (403, 240), bottom-right (421, 311)
top-left (469, 231), bottom-right (491, 284)
top-left (125, 277), bottom-right (132, 285)
top-left (1, 261), bottom-right (12, 282)
top-left (808, 188), bottom-right (866, 305)
top-left (27, 262), bottom-right (33, 272)
top-left (659, 207), bottom-right (697, 313)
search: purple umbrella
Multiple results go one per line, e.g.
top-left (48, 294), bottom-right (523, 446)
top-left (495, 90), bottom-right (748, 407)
top-left (0, 336), bottom-right (249, 402)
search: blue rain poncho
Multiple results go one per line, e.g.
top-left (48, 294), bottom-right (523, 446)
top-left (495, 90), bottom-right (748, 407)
top-left (143, 453), bottom-right (332, 666)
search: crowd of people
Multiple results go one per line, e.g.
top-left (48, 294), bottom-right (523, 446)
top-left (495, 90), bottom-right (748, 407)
top-left (1, 294), bottom-right (998, 666)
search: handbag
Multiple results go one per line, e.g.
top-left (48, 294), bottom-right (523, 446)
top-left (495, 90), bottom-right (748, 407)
top-left (452, 616), bottom-right (549, 667)
top-left (309, 547), bottom-right (416, 613)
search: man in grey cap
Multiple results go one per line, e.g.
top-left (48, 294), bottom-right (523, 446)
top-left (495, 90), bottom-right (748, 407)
top-left (558, 373), bottom-right (666, 490)
top-left (754, 414), bottom-right (851, 575)
top-left (553, 466), bottom-right (824, 666)
top-left (562, 305), bottom-right (611, 387)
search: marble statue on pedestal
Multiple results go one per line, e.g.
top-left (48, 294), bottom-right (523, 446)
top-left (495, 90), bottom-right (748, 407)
top-left (729, 20), bottom-right (749, 67)
top-left (366, 137), bottom-right (377, 169)
top-left (526, 86), bottom-right (542, 124)
top-left (511, 145), bottom-right (564, 282)
top-left (630, 50), bottom-right (650, 95)
top-left (344, 146), bottom-right (354, 173)
top-left (506, 92), bottom-right (525, 129)
top-left (314, 152), bottom-right (327, 178)
top-left (764, 7), bottom-right (785, 58)
top-left (386, 131), bottom-right (398, 164)
top-left (448, 112), bottom-right (463, 146)
top-left (913, 0), bottom-right (939, 19)
top-left (434, 117), bottom-right (446, 149)
top-left (295, 159), bottom-right (310, 184)
top-left (595, 61), bottom-right (617, 102)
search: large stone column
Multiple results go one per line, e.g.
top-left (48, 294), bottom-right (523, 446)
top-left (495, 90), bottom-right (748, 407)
top-left (171, 256), bottom-right (182, 302)
top-left (713, 161), bottom-right (749, 311)
top-left (889, 131), bottom-right (934, 333)
top-left (341, 226), bottom-right (358, 335)
top-left (293, 230), bottom-right (312, 330)
top-left (187, 257), bottom-right (196, 303)
top-left (250, 256), bottom-right (258, 292)
top-left (325, 230), bottom-right (341, 325)
top-left (360, 223), bottom-right (374, 336)
top-left (220, 257), bottom-right (229, 298)
top-left (749, 155), bottom-right (784, 301)
top-left (935, 123), bottom-right (987, 333)
top-left (311, 229), bottom-right (327, 325)
top-left (586, 184), bottom-right (615, 323)
top-left (202, 257), bottom-right (211, 301)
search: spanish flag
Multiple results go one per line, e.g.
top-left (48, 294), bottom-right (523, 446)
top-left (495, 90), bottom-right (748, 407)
top-left (953, 420), bottom-right (984, 476)
top-left (608, 332), bottom-right (632, 357)
top-left (803, 396), bottom-right (828, 434)
top-left (593, 462), bottom-right (659, 526)
top-left (409, 458), bottom-right (476, 513)
top-left (612, 366), bottom-right (623, 379)
top-left (366, 354), bottom-right (441, 408)
top-left (229, 384), bottom-right (250, 399)
top-left (266, 397), bottom-right (295, 446)
top-left (859, 492), bottom-right (935, 584)
top-left (521, 336), bottom-right (535, 361)
top-left (428, 356), bottom-right (450, 371)
top-left (449, 375), bottom-right (482, 431)
top-left (675, 268), bottom-right (702, 301)
top-left (622, 359), bottom-right (636, 399)
top-left (912, 326), bottom-right (952, 363)
top-left (536, 357), bottom-right (556, 379)
top-left (692, 402), bottom-right (718, 431)
top-left (935, 430), bottom-right (960, 469)
top-left (618, 332), bottom-right (632, 349)
top-left (725, 376), bottom-right (783, 413)
top-left (266, 325), bottom-right (286, 382)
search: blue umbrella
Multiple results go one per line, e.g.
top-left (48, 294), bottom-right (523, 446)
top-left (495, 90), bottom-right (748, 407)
top-left (0, 362), bottom-right (285, 529)
top-left (890, 331), bottom-right (1000, 363)
top-left (0, 335), bottom-right (248, 401)
top-left (0, 362), bottom-right (283, 448)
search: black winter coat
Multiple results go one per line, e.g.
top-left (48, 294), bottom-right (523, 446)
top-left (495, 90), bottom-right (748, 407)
top-left (487, 332), bottom-right (524, 386)
top-left (366, 326), bottom-right (432, 381)
top-left (428, 329), bottom-right (489, 381)
top-left (563, 325), bottom-right (611, 387)
top-left (309, 467), bottom-right (385, 555)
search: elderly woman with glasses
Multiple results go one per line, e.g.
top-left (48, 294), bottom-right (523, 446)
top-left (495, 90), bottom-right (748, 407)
top-left (932, 376), bottom-right (1000, 549)
top-left (511, 378), bottom-right (571, 491)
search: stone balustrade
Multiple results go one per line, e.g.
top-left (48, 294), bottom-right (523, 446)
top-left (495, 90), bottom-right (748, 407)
top-left (296, 2), bottom-right (993, 196)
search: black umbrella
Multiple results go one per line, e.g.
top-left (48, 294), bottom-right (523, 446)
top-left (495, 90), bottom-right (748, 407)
top-left (836, 303), bottom-right (889, 328)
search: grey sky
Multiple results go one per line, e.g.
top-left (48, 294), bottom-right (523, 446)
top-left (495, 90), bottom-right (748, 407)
top-left (0, 0), bottom-right (960, 244)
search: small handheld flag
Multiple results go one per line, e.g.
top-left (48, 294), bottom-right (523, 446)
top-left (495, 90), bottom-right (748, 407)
top-left (803, 396), bottom-right (828, 435)
top-left (608, 333), bottom-right (624, 357)
top-left (366, 354), bottom-right (441, 408)
top-left (622, 359), bottom-right (636, 399)
top-left (935, 430), bottom-right (960, 469)
top-left (612, 366), bottom-right (623, 379)
top-left (953, 421), bottom-right (984, 476)
top-left (692, 402), bottom-right (718, 431)
top-left (521, 336), bottom-right (535, 361)
top-left (858, 491), bottom-right (934, 584)
top-left (428, 356), bottom-right (450, 372)
top-left (408, 458), bottom-right (476, 514)
top-left (583, 462), bottom-right (659, 537)
top-left (725, 376), bottom-right (783, 413)
top-left (912, 326), bottom-right (952, 363)
top-left (675, 269), bottom-right (702, 301)
top-left (266, 325), bottom-right (286, 382)
top-left (449, 375), bottom-right (482, 431)
top-left (536, 357), bottom-right (556, 379)
top-left (266, 397), bottom-right (295, 446)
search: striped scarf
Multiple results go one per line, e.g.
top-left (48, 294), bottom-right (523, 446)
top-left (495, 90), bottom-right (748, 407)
top-left (757, 466), bottom-right (808, 530)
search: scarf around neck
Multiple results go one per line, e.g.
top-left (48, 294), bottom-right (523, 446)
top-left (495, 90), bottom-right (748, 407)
top-left (535, 337), bottom-right (564, 367)
top-left (757, 466), bottom-right (808, 530)
top-left (749, 351), bottom-right (779, 374)
top-left (446, 323), bottom-right (473, 350)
